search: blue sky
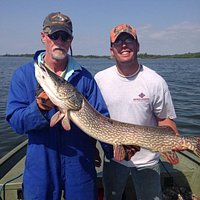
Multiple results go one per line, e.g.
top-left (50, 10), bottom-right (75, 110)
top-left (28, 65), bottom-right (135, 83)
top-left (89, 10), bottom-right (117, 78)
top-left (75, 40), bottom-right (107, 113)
top-left (1, 0), bottom-right (200, 55)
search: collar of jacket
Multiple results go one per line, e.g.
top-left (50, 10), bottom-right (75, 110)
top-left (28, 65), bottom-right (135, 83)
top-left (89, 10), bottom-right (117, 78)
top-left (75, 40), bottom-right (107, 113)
top-left (33, 50), bottom-right (82, 81)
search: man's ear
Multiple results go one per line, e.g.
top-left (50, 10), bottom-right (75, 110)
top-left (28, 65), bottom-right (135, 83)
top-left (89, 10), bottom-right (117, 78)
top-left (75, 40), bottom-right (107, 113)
top-left (41, 32), bottom-right (46, 44)
top-left (136, 41), bottom-right (140, 52)
top-left (110, 47), bottom-right (115, 59)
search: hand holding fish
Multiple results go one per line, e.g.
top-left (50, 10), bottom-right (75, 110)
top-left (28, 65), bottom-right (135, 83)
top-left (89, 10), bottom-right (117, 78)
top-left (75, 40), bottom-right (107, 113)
top-left (158, 118), bottom-right (188, 152)
top-left (124, 145), bottom-right (141, 160)
top-left (113, 145), bottom-right (140, 161)
top-left (158, 118), bottom-right (179, 135)
top-left (36, 86), bottom-right (55, 110)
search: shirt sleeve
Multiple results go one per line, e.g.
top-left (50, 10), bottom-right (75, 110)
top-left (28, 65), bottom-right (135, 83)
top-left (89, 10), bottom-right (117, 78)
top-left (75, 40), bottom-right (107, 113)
top-left (153, 78), bottom-right (176, 120)
top-left (6, 65), bottom-right (49, 134)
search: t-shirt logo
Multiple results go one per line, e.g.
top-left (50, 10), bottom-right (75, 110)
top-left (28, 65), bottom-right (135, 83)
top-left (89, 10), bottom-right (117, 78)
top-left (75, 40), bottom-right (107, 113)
top-left (133, 93), bottom-right (149, 101)
top-left (139, 92), bottom-right (145, 98)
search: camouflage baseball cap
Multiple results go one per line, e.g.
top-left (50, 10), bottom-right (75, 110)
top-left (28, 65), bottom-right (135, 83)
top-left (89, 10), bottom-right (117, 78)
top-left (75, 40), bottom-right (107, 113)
top-left (110, 24), bottom-right (137, 43)
top-left (43, 12), bottom-right (73, 36)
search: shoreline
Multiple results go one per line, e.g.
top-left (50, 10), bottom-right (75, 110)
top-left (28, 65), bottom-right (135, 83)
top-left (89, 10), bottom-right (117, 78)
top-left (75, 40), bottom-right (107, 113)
top-left (1, 52), bottom-right (200, 59)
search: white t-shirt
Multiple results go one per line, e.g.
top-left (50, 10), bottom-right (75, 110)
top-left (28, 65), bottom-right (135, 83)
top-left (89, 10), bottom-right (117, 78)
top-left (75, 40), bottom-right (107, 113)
top-left (94, 65), bottom-right (176, 168)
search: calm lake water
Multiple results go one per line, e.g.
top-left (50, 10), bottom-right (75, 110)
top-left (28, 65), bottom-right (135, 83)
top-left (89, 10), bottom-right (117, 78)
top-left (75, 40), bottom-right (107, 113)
top-left (0, 56), bottom-right (200, 158)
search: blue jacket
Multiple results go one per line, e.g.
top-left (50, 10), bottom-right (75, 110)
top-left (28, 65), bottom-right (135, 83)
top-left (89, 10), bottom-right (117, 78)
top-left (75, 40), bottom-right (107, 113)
top-left (6, 50), bottom-right (112, 200)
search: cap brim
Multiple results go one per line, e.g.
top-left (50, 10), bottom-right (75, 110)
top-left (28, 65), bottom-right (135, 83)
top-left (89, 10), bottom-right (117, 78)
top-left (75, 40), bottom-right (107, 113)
top-left (111, 32), bottom-right (136, 43)
top-left (48, 24), bottom-right (72, 36)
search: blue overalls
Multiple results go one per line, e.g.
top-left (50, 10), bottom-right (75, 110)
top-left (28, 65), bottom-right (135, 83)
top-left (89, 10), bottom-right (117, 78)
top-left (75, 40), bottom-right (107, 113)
top-left (6, 50), bottom-right (112, 200)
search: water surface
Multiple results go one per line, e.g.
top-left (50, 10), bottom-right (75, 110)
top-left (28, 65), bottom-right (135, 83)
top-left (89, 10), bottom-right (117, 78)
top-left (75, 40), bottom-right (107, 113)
top-left (0, 57), bottom-right (199, 158)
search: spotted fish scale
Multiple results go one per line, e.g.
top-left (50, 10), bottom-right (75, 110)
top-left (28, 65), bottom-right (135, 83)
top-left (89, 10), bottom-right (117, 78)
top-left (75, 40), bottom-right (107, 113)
top-left (34, 62), bottom-right (200, 163)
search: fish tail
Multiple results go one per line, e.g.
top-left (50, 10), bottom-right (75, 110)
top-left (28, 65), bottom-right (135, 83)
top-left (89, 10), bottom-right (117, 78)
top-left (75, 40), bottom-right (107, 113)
top-left (186, 136), bottom-right (200, 157)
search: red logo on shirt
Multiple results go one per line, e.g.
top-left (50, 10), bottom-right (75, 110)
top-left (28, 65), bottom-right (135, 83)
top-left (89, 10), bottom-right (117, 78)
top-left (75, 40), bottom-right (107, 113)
top-left (139, 93), bottom-right (145, 98)
top-left (133, 93), bottom-right (149, 101)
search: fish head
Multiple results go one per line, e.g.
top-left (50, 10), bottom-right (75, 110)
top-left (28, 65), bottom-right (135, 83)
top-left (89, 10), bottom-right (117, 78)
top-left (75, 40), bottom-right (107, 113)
top-left (34, 62), bottom-right (83, 112)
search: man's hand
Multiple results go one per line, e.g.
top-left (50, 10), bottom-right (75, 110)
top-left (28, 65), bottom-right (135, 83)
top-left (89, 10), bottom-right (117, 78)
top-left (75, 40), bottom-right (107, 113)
top-left (123, 145), bottom-right (140, 161)
top-left (158, 118), bottom-right (187, 151)
top-left (113, 145), bottom-right (140, 161)
top-left (158, 118), bottom-right (179, 135)
top-left (36, 85), bottom-right (55, 110)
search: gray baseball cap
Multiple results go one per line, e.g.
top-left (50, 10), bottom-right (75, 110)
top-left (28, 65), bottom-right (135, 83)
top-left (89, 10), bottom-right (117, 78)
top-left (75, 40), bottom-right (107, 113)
top-left (43, 12), bottom-right (73, 36)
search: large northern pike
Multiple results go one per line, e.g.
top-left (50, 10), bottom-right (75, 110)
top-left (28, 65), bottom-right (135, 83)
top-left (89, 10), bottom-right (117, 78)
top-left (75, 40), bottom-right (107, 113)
top-left (34, 62), bottom-right (200, 164)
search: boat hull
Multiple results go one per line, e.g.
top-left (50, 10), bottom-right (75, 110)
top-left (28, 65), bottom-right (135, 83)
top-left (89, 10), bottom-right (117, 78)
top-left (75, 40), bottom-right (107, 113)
top-left (1, 142), bottom-right (200, 199)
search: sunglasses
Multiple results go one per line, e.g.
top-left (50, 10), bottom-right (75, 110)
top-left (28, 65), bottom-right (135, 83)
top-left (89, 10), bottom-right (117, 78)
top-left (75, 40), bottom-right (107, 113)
top-left (48, 32), bottom-right (72, 42)
top-left (113, 38), bottom-right (135, 47)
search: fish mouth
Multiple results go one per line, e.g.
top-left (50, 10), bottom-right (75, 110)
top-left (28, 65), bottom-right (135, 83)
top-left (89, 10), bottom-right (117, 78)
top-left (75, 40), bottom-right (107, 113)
top-left (34, 62), bottom-right (51, 86)
top-left (34, 62), bottom-right (61, 102)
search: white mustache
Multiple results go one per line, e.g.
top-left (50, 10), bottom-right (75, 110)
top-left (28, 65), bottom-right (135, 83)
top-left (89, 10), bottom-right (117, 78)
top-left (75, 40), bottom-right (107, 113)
top-left (53, 47), bottom-right (65, 51)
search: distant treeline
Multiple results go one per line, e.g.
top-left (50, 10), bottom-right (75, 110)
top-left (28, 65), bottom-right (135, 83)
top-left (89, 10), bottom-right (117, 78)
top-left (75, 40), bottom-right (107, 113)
top-left (138, 52), bottom-right (200, 59)
top-left (1, 52), bottom-right (200, 59)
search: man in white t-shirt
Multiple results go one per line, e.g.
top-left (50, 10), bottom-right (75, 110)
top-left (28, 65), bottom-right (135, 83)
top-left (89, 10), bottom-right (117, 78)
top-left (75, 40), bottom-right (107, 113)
top-left (95, 24), bottom-right (179, 200)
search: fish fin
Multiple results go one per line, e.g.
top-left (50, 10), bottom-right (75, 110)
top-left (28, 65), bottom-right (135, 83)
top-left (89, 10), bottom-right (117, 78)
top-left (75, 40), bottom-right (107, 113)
top-left (50, 111), bottom-right (65, 127)
top-left (113, 144), bottom-right (125, 161)
top-left (61, 114), bottom-right (71, 131)
top-left (161, 151), bottom-right (179, 165)
top-left (183, 136), bottom-right (200, 157)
